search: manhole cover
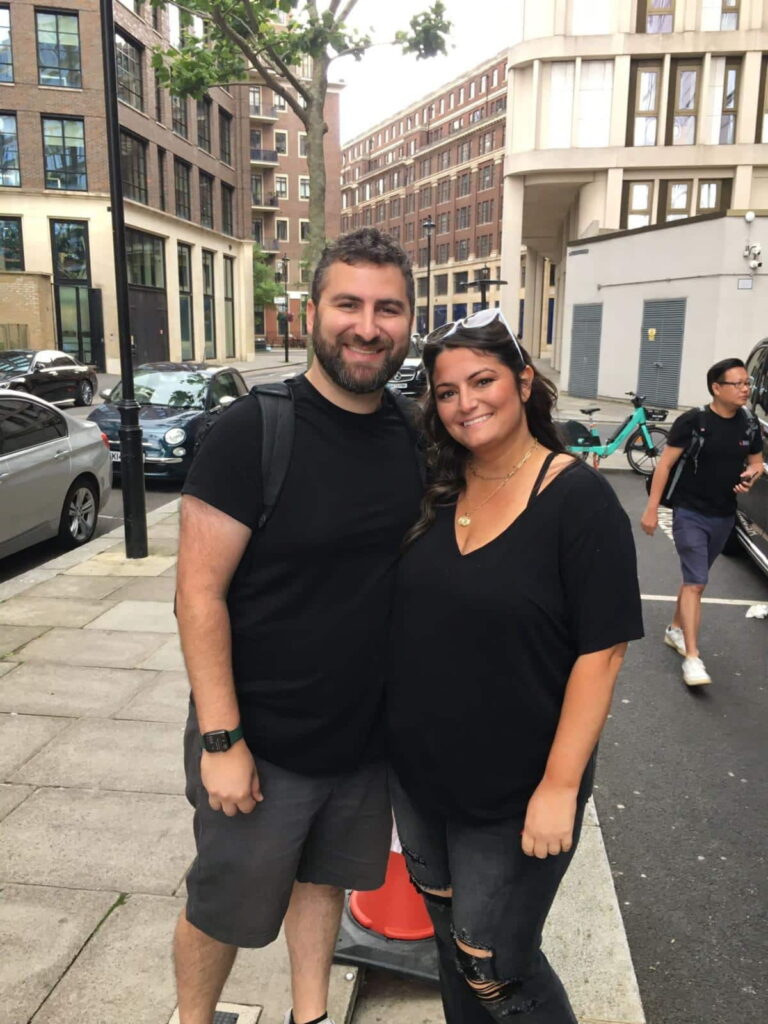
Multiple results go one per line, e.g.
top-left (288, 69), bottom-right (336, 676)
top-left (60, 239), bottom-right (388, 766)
top-left (213, 1015), bottom-right (239, 1024)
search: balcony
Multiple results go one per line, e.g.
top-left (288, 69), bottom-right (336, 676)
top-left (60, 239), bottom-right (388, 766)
top-left (250, 148), bottom-right (279, 165)
top-left (250, 104), bottom-right (279, 121)
top-left (263, 239), bottom-right (280, 251)
top-left (251, 193), bottom-right (280, 212)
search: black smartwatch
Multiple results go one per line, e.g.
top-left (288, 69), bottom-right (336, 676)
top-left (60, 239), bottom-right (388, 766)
top-left (201, 725), bottom-right (244, 753)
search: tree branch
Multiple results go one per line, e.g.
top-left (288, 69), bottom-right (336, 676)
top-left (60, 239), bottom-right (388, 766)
top-left (337, 0), bottom-right (359, 25)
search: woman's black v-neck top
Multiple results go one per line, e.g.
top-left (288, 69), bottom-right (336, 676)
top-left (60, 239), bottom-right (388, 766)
top-left (386, 461), bottom-right (644, 822)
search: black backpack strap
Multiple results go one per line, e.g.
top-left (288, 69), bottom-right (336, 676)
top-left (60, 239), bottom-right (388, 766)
top-left (251, 380), bottom-right (295, 530)
top-left (742, 406), bottom-right (761, 442)
top-left (386, 387), bottom-right (427, 487)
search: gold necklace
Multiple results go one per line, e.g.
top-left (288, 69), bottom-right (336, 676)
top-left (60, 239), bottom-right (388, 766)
top-left (457, 441), bottom-right (538, 528)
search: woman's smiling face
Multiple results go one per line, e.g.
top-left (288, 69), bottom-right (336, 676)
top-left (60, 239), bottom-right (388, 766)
top-left (431, 347), bottom-right (532, 454)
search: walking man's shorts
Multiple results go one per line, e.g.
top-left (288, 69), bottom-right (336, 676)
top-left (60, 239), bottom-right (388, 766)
top-left (672, 506), bottom-right (736, 586)
top-left (183, 703), bottom-right (391, 947)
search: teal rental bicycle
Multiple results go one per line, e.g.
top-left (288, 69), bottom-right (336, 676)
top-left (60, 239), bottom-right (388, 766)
top-left (558, 391), bottom-right (669, 476)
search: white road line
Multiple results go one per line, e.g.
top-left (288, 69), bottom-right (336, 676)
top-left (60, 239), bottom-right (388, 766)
top-left (641, 594), bottom-right (761, 606)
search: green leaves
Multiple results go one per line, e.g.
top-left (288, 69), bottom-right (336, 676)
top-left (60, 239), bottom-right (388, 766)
top-left (395, 1), bottom-right (450, 60)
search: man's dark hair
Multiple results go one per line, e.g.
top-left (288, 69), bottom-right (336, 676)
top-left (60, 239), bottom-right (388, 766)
top-left (707, 357), bottom-right (746, 395)
top-left (311, 228), bottom-right (415, 313)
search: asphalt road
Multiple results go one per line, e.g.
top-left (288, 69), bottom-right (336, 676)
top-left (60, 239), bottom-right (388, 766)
top-left (596, 471), bottom-right (767, 1024)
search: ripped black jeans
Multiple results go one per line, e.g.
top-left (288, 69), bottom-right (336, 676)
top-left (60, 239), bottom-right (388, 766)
top-left (391, 773), bottom-right (585, 1023)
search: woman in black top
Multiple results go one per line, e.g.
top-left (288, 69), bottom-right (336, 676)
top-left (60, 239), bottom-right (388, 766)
top-left (387, 310), bottom-right (643, 1023)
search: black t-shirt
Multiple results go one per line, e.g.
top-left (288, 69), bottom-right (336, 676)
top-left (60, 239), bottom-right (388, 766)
top-left (182, 375), bottom-right (423, 776)
top-left (386, 462), bottom-right (644, 823)
top-left (667, 406), bottom-right (762, 517)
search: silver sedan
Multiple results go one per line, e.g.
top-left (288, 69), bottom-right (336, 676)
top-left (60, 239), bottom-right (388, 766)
top-left (0, 391), bottom-right (112, 560)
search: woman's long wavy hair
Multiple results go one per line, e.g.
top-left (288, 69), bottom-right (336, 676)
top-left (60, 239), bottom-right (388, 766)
top-left (404, 318), bottom-right (564, 546)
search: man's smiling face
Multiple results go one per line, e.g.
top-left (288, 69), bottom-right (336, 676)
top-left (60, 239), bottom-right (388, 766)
top-left (307, 261), bottom-right (412, 394)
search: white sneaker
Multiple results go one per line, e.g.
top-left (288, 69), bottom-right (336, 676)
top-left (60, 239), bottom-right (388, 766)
top-left (664, 625), bottom-right (686, 656)
top-left (682, 656), bottom-right (711, 687)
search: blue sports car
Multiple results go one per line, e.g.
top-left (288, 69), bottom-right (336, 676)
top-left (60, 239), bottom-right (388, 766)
top-left (87, 362), bottom-right (249, 480)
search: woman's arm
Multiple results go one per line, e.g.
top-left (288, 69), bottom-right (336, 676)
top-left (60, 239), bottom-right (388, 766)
top-left (521, 643), bottom-right (627, 858)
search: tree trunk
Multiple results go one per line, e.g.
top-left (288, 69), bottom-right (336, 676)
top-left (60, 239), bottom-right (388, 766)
top-left (303, 52), bottom-right (331, 361)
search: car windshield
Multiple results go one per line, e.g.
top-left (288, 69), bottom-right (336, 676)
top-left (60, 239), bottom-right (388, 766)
top-left (0, 352), bottom-right (33, 375)
top-left (407, 339), bottom-right (422, 358)
top-left (110, 371), bottom-right (208, 409)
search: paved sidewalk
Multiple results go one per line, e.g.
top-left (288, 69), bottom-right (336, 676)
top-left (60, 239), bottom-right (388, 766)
top-left (0, 505), bottom-right (645, 1024)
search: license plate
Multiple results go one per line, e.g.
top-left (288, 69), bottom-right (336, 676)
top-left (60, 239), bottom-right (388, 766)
top-left (110, 451), bottom-right (121, 463)
top-left (390, 381), bottom-right (408, 389)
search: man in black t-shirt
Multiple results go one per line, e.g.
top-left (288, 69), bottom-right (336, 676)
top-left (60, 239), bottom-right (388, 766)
top-left (642, 358), bottom-right (763, 687)
top-left (172, 229), bottom-right (422, 1024)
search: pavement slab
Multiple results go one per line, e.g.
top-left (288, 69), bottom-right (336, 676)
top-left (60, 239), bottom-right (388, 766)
top-left (0, 663), bottom-right (156, 718)
top-left (139, 636), bottom-right (185, 671)
top-left (65, 551), bottom-right (177, 577)
top-left (0, 783), bottom-right (33, 821)
top-left (14, 626), bottom-right (169, 669)
top-left (0, 713), bottom-right (70, 778)
top-left (34, 538), bottom-right (123, 571)
top-left (19, 576), bottom-right (127, 600)
top-left (84, 600), bottom-right (178, 634)
top-left (146, 524), bottom-right (180, 540)
top-left (0, 884), bottom-right (118, 1024)
top-left (0, 788), bottom-right (193, 894)
top-left (351, 969), bottom-right (440, 1024)
top-left (31, 894), bottom-right (184, 1024)
top-left (161, 565), bottom-right (177, 578)
top-left (0, 624), bottom-right (50, 657)
top-left (0, 569), bottom-right (57, 603)
top-left (11, 718), bottom-right (185, 794)
top-left (0, 596), bottom-right (118, 628)
top-left (0, 661), bottom-right (15, 678)
top-left (106, 577), bottom-right (178, 603)
top-left (115, 671), bottom-right (189, 724)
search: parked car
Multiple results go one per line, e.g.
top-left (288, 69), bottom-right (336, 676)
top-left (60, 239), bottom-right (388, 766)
top-left (88, 362), bottom-right (249, 480)
top-left (387, 335), bottom-right (427, 398)
top-left (0, 391), bottom-right (112, 560)
top-left (0, 349), bottom-right (98, 406)
top-left (731, 338), bottom-right (768, 576)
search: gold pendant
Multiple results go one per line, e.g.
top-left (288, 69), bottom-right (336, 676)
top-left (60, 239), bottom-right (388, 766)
top-left (457, 514), bottom-right (472, 528)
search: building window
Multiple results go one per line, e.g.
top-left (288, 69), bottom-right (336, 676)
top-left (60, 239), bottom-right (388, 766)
top-left (457, 172), bottom-right (471, 197)
top-left (405, 221), bottom-right (414, 242)
top-left (477, 234), bottom-right (492, 258)
top-left (275, 130), bottom-right (287, 154)
top-left (0, 113), bottom-right (20, 186)
top-left (478, 163), bottom-right (494, 190)
top-left (720, 60), bottom-right (739, 144)
top-left (219, 110), bottom-right (232, 164)
top-left (405, 193), bottom-right (416, 214)
top-left (51, 220), bottom-right (89, 280)
top-left (202, 250), bottom-right (216, 358)
top-left (275, 174), bottom-right (288, 199)
top-left (479, 131), bottom-right (494, 153)
top-left (419, 156), bottom-right (432, 177)
top-left (171, 94), bottom-right (188, 137)
top-left (456, 206), bottom-right (471, 230)
top-left (252, 218), bottom-right (263, 244)
top-left (390, 197), bottom-right (401, 217)
top-left (299, 133), bottom-right (308, 157)
top-left (436, 243), bottom-right (449, 264)
top-left (721, 0), bottom-right (739, 30)
top-left (457, 141), bottom-right (471, 162)
top-left (437, 212), bottom-right (450, 233)
top-left (119, 131), bottom-right (147, 203)
top-left (437, 178), bottom-right (451, 203)
top-left (639, 0), bottom-right (674, 34)
top-left (276, 218), bottom-right (288, 241)
top-left (477, 200), bottom-right (493, 225)
top-left (299, 176), bottom-right (310, 200)
top-left (222, 183), bottom-right (234, 234)
top-left (174, 158), bottom-right (191, 219)
top-left (197, 97), bottom-right (211, 151)
top-left (0, 216), bottom-right (23, 270)
top-left (454, 271), bottom-right (469, 292)
top-left (759, 57), bottom-right (768, 142)
top-left (434, 273), bottom-right (447, 294)
top-left (622, 181), bottom-right (653, 229)
top-left (438, 150), bottom-right (450, 170)
top-left (36, 11), bottom-right (81, 88)
top-left (125, 228), bottom-right (164, 289)
top-left (155, 82), bottom-right (163, 122)
top-left (251, 171), bottom-right (263, 205)
top-left (42, 117), bottom-right (86, 190)
top-left (199, 171), bottom-right (213, 228)
top-left (661, 180), bottom-right (692, 222)
top-left (455, 239), bottom-right (469, 261)
top-left (223, 255), bottom-right (235, 358)
top-left (669, 64), bottom-right (699, 145)
top-left (0, 7), bottom-right (13, 83)
top-left (419, 186), bottom-right (432, 209)
top-left (300, 219), bottom-right (310, 242)
top-left (631, 63), bottom-right (661, 146)
top-left (698, 179), bottom-right (730, 212)
top-left (178, 242), bottom-right (194, 360)
top-left (274, 91), bottom-right (286, 110)
top-left (115, 33), bottom-right (143, 110)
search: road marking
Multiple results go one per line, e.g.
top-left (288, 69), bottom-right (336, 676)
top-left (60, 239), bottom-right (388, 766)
top-left (641, 594), bottom-right (761, 606)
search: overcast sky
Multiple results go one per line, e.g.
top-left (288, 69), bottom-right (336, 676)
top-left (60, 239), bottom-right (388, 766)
top-left (334, 0), bottom-right (523, 142)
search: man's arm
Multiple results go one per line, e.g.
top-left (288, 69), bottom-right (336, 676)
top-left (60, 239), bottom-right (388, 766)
top-left (177, 494), bottom-right (262, 816)
top-left (734, 452), bottom-right (765, 493)
top-left (640, 442), bottom-right (684, 535)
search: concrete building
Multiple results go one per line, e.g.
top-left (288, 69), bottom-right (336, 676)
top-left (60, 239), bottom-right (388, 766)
top-left (503, 0), bottom-right (768, 407)
top-left (0, 1), bottom-right (340, 370)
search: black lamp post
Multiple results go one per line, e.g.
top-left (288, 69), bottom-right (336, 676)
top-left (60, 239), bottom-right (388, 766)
top-left (100, 0), bottom-right (146, 558)
top-left (470, 263), bottom-right (508, 311)
top-left (274, 254), bottom-right (290, 362)
top-left (423, 216), bottom-right (435, 334)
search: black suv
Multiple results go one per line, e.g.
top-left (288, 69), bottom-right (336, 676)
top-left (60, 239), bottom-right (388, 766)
top-left (734, 338), bottom-right (768, 575)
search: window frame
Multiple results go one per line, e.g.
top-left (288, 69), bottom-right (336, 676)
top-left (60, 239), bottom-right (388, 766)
top-left (274, 174), bottom-right (288, 200)
top-left (199, 170), bottom-right (214, 229)
top-left (622, 179), bottom-right (654, 230)
top-left (219, 109), bottom-right (232, 164)
top-left (36, 9), bottom-right (82, 89)
top-left (223, 255), bottom-right (235, 358)
top-left (720, 59), bottom-right (740, 145)
top-left (196, 96), bottom-right (212, 152)
top-left (173, 157), bottom-right (191, 220)
top-left (721, 0), bottom-right (739, 31)
top-left (275, 129), bottom-right (288, 155)
top-left (0, 5), bottom-right (13, 84)
top-left (178, 241), bottom-right (194, 361)
top-left (115, 31), bottom-right (143, 111)
top-left (202, 249), bottom-right (216, 358)
top-left (668, 62), bottom-right (699, 146)
top-left (639, 0), bottom-right (675, 34)
top-left (630, 61), bottom-right (662, 147)
top-left (221, 182), bottom-right (234, 235)
top-left (0, 112), bottom-right (20, 187)
top-left (42, 116), bottom-right (87, 191)
top-left (299, 175), bottom-right (310, 200)
top-left (275, 217), bottom-right (289, 242)
top-left (663, 178), bottom-right (693, 222)
top-left (0, 215), bottom-right (23, 271)
top-left (171, 93), bottom-right (188, 138)
top-left (119, 129), bottom-right (148, 204)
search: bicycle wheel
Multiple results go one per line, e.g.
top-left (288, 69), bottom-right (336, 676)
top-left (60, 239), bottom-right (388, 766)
top-left (625, 426), bottom-right (669, 476)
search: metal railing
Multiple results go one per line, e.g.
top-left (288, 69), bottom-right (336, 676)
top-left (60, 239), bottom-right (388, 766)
top-left (250, 148), bottom-right (278, 163)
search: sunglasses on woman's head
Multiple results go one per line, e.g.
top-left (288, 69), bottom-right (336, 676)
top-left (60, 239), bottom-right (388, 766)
top-left (425, 308), bottom-right (525, 365)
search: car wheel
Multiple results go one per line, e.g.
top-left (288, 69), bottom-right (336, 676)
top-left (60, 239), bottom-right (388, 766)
top-left (58, 477), bottom-right (99, 549)
top-left (75, 380), bottom-right (94, 406)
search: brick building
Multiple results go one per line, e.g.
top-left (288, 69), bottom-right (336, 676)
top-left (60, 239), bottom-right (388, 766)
top-left (0, 1), bottom-right (340, 369)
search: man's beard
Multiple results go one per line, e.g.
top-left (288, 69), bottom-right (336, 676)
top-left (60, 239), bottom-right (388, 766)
top-left (312, 320), bottom-right (407, 394)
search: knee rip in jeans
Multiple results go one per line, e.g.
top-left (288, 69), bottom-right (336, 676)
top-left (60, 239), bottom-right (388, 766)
top-left (453, 935), bottom-right (538, 1015)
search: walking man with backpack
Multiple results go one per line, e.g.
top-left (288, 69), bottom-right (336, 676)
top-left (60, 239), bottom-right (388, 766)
top-left (641, 358), bottom-right (763, 686)
top-left (172, 228), bottom-right (423, 1024)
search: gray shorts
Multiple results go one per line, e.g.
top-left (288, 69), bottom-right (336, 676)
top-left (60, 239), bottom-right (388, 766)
top-left (672, 506), bottom-right (736, 586)
top-left (183, 704), bottom-right (391, 947)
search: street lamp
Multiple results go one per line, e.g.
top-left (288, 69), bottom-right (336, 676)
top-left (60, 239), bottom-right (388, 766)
top-left (470, 263), bottom-right (508, 311)
top-left (274, 254), bottom-right (290, 363)
top-left (423, 216), bottom-right (435, 335)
